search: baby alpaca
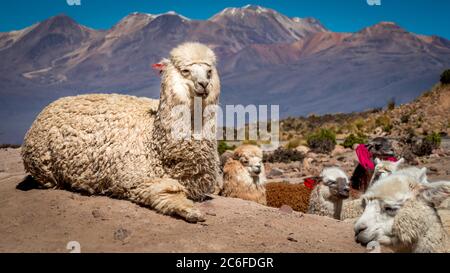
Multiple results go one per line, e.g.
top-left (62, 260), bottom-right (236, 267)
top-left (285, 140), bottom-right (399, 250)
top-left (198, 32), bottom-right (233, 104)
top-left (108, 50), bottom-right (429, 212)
top-left (308, 167), bottom-right (351, 219)
top-left (220, 145), bottom-right (267, 205)
top-left (308, 167), bottom-right (364, 220)
top-left (355, 174), bottom-right (450, 253)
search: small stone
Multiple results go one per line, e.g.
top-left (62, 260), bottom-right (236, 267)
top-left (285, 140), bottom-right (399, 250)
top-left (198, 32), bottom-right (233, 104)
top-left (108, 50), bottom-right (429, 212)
top-left (331, 145), bottom-right (346, 157)
top-left (114, 228), bottom-right (130, 241)
top-left (92, 209), bottom-right (102, 218)
top-left (429, 166), bottom-right (438, 173)
top-left (279, 205), bottom-right (293, 214)
top-left (268, 168), bottom-right (284, 177)
top-left (206, 212), bottom-right (216, 216)
top-left (295, 145), bottom-right (310, 154)
top-left (287, 237), bottom-right (298, 243)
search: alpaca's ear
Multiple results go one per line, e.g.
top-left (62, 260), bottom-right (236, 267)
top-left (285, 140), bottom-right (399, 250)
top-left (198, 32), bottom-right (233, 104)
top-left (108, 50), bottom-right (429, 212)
top-left (394, 158), bottom-right (405, 168)
top-left (151, 58), bottom-right (170, 73)
top-left (419, 181), bottom-right (450, 207)
top-left (419, 167), bottom-right (428, 184)
top-left (374, 158), bottom-right (381, 165)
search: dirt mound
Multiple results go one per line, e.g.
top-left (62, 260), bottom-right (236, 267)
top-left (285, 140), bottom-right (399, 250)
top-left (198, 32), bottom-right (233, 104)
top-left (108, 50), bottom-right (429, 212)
top-left (0, 148), bottom-right (364, 253)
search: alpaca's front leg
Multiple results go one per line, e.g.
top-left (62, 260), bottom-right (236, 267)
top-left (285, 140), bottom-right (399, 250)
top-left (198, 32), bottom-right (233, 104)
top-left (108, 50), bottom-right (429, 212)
top-left (130, 178), bottom-right (205, 223)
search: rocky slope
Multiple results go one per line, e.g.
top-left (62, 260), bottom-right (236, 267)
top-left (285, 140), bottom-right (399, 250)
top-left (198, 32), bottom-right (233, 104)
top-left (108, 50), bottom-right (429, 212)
top-left (280, 84), bottom-right (450, 140)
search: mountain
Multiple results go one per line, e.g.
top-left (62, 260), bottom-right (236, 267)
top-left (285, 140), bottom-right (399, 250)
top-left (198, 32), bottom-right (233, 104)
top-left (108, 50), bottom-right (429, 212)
top-left (1, 5), bottom-right (450, 144)
top-left (210, 5), bottom-right (327, 43)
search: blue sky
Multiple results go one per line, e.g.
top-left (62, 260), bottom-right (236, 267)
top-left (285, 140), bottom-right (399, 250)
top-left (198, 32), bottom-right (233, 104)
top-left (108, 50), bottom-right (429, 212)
top-left (1, 0), bottom-right (449, 39)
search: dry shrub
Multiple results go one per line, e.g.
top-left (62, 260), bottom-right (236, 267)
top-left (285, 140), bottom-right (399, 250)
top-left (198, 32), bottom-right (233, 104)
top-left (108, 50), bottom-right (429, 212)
top-left (306, 129), bottom-right (336, 154)
top-left (266, 182), bottom-right (313, 213)
top-left (263, 147), bottom-right (305, 163)
top-left (0, 144), bottom-right (21, 149)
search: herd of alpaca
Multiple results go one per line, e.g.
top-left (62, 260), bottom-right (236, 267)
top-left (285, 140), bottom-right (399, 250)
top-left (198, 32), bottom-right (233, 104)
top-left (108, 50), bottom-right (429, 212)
top-left (21, 42), bottom-right (449, 253)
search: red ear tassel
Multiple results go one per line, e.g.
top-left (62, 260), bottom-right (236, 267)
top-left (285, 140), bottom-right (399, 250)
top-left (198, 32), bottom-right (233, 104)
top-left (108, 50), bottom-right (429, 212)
top-left (151, 63), bottom-right (165, 76)
top-left (304, 178), bottom-right (319, 190)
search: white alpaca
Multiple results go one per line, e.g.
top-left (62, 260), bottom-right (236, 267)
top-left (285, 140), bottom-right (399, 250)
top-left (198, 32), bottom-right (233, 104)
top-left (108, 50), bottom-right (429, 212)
top-left (21, 42), bottom-right (221, 223)
top-left (308, 167), bottom-right (367, 220)
top-left (370, 158), bottom-right (428, 186)
top-left (220, 145), bottom-right (267, 205)
top-left (394, 167), bottom-right (428, 184)
top-left (307, 167), bottom-right (362, 220)
top-left (368, 158), bottom-right (405, 187)
top-left (355, 174), bottom-right (450, 253)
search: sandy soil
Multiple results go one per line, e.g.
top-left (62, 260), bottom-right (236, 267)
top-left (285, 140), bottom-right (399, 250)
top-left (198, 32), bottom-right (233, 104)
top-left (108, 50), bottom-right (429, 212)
top-left (0, 148), bottom-right (366, 253)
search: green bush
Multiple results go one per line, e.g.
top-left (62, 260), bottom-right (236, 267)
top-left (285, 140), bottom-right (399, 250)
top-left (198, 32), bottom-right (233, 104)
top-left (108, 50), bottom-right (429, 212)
top-left (412, 132), bottom-right (441, 156)
top-left (286, 138), bottom-right (302, 149)
top-left (425, 132), bottom-right (442, 147)
top-left (0, 144), bottom-right (21, 149)
top-left (440, 69), bottom-right (450, 85)
top-left (342, 133), bottom-right (367, 149)
top-left (387, 98), bottom-right (396, 110)
top-left (375, 115), bottom-right (393, 132)
top-left (400, 114), bottom-right (410, 124)
top-left (306, 129), bottom-right (336, 154)
top-left (242, 140), bottom-right (258, 146)
top-left (218, 141), bottom-right (235, 155)
top-left (263, 147), bottom-right (305, 163)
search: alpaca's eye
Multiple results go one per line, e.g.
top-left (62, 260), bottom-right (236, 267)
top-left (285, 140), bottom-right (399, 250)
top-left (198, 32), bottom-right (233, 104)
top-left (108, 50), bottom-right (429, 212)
top-left (181, 69), bottom-right (190, 76)
top-left (240, 158), bottom-right (248, 164)
top-left (384, 206), bottom-right (398, 215)
top-left (207, 70), bottom-right (212, 79)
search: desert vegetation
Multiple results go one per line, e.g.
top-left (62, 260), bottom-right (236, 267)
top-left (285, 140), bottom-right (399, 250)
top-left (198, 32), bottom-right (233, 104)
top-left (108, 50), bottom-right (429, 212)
top-left (441, 69), bottom-right (450, 85)
top-left (306, 129), bottom-right (336, 154)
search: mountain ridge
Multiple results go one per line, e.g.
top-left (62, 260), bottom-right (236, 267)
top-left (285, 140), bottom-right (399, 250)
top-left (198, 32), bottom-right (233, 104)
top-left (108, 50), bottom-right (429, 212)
top-left (0, 5), bottom-right (450, 144)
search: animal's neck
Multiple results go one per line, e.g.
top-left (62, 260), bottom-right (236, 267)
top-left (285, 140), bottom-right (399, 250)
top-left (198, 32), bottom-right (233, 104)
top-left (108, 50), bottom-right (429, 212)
top-left (414, 216), bottom-right (449, 253)
top-left (151, 84), bottom-right (220, 201)
top-left (315, 185), bottom-right (338, 218)
top-left (333, 199), bottom-right (344, 220)
top-left (252, 173), bottom-right (266, 186)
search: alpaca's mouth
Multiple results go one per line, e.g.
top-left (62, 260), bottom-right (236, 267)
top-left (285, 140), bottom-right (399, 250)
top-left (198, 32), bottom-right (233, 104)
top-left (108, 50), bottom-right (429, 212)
top-left (194, 89), bottom-right (209, 97)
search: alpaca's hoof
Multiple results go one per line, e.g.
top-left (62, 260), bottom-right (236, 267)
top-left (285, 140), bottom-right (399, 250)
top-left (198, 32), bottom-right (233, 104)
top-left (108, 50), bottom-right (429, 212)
top-left (183, 209), bottom-right (206, 223)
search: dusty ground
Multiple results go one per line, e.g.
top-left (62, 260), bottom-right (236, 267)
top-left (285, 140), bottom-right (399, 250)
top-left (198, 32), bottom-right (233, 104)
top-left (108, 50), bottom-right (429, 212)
top-left (0, 148), bottom-right (365, 253)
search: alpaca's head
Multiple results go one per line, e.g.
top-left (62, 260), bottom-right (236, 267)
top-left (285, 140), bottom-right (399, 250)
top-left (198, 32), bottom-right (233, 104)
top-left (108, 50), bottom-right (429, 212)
top-left (367, 137), bottom-right (395, 158)
top-left (370, 158), bottom-right (405, 186)
top-left (395, 167), bottom-right (428, 184)
top-left (320, 167), bottom-right (351, 199)
top-left (233, 145), bottom-right (264, 178)
top-left (355, 174), bottom-right (450, 251)
top-left (160, 42), bottom-right (220, 105)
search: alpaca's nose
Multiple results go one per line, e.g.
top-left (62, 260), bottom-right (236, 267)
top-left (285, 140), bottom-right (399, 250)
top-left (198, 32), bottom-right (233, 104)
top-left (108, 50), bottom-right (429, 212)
top-left (198, 81), bottom-right (209, 90)
top-left (354, 224), bottom-right (368, 238)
